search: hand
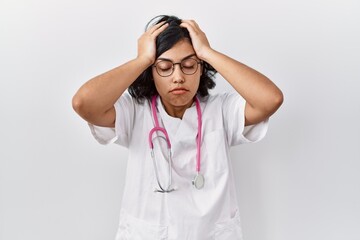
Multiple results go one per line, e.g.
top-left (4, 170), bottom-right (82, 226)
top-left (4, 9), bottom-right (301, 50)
top-left (137, 21), bottom-right (168, 65)
top-left (180, 20), bottom-right (212, 60)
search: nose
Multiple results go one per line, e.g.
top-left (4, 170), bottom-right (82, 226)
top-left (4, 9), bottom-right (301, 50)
top-left (172, 63), bottom-right (185, 83)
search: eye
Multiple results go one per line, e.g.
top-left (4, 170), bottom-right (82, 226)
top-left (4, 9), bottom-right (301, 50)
top-left (181, 59), bottom-right (197, 69)
top-left (156, 61), bottom-right (173, 71)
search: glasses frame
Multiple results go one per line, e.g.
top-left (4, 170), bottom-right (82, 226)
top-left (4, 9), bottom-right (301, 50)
top-left (153, 57), bottom-right (203, 77)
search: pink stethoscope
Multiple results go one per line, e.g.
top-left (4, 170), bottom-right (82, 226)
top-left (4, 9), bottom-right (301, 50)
top-left (149, 95), bottom-right (204, 193)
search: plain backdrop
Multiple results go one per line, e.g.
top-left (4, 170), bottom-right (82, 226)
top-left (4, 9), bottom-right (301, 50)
top-left (1, 0), bottom-right (359, 239)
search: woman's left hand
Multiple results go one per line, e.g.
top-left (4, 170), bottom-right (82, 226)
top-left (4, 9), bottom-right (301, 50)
top-left (180, 20), bottom-right (212, 60)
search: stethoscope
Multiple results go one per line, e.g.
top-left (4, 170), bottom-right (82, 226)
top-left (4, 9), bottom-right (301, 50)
top-left (149, 95), bottom-right (204, 193)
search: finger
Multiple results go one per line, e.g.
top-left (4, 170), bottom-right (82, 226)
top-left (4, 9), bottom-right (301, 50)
top-left (151, 22), bottom-right (169, 36)
top-left (180, 21), bottom-right (198, 35)
top-left (182, 21), bottom-right (202, 35)
top-left (148, 21), bottom-right (168, 34)
top-left (180, 21), bottom-right (194, 30)
top-left (182, 19), bottom-right (200, 30)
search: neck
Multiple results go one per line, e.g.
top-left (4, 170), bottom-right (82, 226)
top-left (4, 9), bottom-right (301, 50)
top-left (161, 99), bottom-right (194, 119)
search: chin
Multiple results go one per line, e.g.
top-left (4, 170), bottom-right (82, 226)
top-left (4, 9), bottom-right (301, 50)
top-left (166, 93), bottom-right (194, 106)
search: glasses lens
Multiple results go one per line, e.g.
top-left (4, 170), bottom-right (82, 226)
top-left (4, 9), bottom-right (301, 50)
top-left (181, 59), bottom-right (198, 75)
top-left (154, 58), bottom-right (200, 77)
top-left (156, 60), bottom-right (173, 77)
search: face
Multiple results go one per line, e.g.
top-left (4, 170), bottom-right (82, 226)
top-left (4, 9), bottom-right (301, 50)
top-left (152, 39), bottom-right (202, 114)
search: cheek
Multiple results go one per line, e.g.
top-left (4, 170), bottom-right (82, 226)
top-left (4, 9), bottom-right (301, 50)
top-left (191, 74), bottom-right (201, 88)
top-left (153, 77), bottom-right (167, 93)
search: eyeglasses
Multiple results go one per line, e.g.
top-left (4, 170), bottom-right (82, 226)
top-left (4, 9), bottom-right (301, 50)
top-left (153, 58), bottom-right (202, 77)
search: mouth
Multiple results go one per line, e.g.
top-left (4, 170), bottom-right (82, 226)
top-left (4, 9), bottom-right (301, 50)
top-left (170, 87), bottom-right (189, 95)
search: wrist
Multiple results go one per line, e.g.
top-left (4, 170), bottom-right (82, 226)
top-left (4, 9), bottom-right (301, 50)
top-left (135, 55), bottom-right (154, 69)
top-left (198, 47), bottom-right (216, 63)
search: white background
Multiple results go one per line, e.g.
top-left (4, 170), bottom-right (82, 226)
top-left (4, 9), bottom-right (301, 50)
top-left (1, 0), bottom-right (359, 239)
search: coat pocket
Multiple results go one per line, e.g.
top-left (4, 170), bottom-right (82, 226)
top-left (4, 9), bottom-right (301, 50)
top-left (213, 209), bottom-right (243, 240)
top-left (203, 129), bottom-right (228, 174)
top-left (115, 210), bottom-right (168, 240)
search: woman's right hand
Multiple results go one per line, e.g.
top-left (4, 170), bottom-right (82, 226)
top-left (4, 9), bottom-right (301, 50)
top-left (137, 21), bottom-right (169, 65)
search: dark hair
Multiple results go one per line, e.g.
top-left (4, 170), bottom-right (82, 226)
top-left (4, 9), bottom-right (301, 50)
top-left (128, 15), bottom-right (217, 103)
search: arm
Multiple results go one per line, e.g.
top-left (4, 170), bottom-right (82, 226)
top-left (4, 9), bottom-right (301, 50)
top-left (72, 22), bottom-right (169, 127)
top-left (181, 20), bottom-right (283, 126)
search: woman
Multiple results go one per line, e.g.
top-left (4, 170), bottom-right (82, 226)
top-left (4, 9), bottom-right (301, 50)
top-left (72, 15), bottom-right (283, 240)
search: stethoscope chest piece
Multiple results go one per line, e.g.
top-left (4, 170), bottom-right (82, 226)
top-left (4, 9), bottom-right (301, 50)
top-left (192, 173), bottom-right (205, 189)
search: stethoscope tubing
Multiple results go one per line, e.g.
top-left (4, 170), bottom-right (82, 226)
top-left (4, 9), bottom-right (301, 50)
top-left (195, 97), bottom-right (202, 173)
top-left (149, 95), bottom-right (203, 192)
top-left (148, 127), bottom-right (171, 149)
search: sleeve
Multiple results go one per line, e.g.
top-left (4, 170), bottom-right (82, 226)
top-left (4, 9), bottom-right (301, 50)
top-left (222, 92), bottom-right (269, 146)
top-left (88, 92), bottom-right (135, 147)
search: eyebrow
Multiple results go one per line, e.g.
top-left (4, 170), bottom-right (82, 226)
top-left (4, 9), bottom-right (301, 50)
top-left (156, 53), bottom-right (197, 62)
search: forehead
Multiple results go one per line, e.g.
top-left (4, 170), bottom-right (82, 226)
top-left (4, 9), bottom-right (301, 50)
top-left (157, 39), bottom-right (197, 61)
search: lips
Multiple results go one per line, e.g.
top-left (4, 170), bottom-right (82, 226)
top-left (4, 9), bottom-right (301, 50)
top-left (170, 87), bottom-right (188, 95)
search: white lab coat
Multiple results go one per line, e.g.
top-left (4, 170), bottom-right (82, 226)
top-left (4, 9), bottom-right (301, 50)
top-left (89, 92), bottom-right (268, 240)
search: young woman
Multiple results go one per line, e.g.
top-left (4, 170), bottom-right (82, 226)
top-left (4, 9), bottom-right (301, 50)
top-left (72, 15), bottom-right (283, 240)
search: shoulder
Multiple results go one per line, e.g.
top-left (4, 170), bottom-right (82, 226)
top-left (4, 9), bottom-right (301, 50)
top-left (116, 91), bottom-right (150, 109)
